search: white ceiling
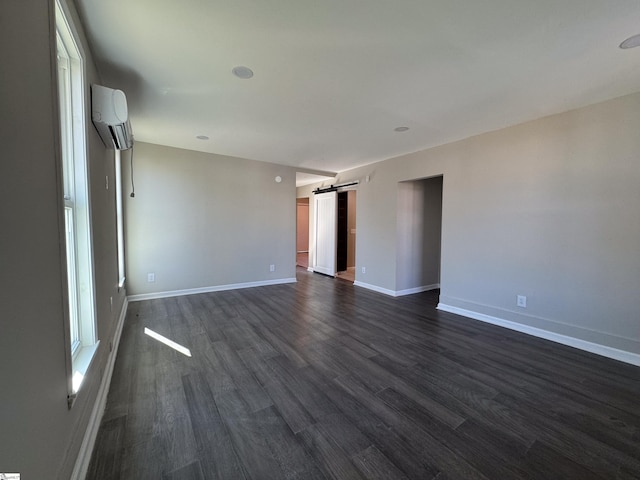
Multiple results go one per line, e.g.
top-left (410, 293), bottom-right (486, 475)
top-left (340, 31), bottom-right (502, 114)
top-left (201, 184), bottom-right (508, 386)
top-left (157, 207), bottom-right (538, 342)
top-left (75, 0), bottom-right (640, 182)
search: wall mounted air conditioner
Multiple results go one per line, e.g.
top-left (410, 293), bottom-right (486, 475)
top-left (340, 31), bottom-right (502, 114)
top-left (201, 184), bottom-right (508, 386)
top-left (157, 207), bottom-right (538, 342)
top-left (91, 84), bottom-right (134, 150)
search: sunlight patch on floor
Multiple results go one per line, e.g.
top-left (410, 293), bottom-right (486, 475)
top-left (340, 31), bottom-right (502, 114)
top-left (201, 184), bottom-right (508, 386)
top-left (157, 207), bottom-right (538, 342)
top-left (144, 327), bottom-right (192, 357)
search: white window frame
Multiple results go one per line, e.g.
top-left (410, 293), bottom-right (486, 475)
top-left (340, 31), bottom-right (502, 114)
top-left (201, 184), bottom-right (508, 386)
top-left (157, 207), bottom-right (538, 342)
top-left (56, 0), bottom-right (98, 403)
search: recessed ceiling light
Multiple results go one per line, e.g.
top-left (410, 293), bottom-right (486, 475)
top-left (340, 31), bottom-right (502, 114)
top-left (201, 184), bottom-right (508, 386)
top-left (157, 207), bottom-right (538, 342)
top-left (394, 126), bottom-right (410, 132)
top-left (196, 135), bottom-right (209, 140)
top-left (620, 33), bottom-right (640, 49)
top-left (232, 66), bottom-right (254, 79)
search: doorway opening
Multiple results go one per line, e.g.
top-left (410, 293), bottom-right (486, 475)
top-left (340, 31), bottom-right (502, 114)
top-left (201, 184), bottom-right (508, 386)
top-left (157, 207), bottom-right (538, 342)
top-left (296, 198), bottom-right (310, 269)
top-left (396, 175), bottom-right (443, 296)
top-left (312, 188), bottom-right (357, 282)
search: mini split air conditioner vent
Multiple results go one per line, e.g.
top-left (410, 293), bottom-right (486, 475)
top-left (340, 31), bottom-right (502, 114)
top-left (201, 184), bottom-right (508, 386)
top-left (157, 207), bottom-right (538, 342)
top-left (91, 84), bottom-right (134, 150)
top-left (109, 124), bottom-right (131, 150)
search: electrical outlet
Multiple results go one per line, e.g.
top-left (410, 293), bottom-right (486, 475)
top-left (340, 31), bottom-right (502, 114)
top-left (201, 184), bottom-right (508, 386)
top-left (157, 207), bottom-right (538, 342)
top-left (269, 264), bottom-right (276, 272)
top-left (517, 295), bottom-right (527, 308)
top-left (147, 272), bottom-right (155, 283)
top-left (110, 296), bottom-right (113, 312)
top-left (105, 175), bottom-right (109, 190)
top-left (361, 266), bottom-right (366, 274)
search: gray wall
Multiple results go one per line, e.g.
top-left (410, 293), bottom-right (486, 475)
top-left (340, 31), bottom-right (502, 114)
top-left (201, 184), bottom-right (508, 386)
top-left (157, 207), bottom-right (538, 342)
top-left (396, 177), bottom-right (442, 292)
top-left (123, 142), bottom-right (297, 296)
top-left (0, 0), bottom-right (127, 478)
top-left (299, 92), bottom-right (640, 356)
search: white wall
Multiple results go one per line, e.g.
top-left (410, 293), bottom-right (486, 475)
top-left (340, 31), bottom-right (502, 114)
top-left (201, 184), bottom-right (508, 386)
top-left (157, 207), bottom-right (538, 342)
top-left (123, 142), bottom-right (297, 296)
top-left (299, 92), bottom-right (640, 360)
top-left (0, 0), bottom-right (127, 477)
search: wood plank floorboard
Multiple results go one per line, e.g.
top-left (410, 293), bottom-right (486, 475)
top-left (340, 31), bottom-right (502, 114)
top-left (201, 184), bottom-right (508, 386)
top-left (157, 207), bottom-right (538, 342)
top-left (87, 268), bottom-right (640, 479)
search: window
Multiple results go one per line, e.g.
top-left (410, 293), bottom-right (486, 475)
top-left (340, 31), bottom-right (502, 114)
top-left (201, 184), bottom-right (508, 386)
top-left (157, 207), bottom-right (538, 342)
top-left (56, 0), bottom-right (98, 402)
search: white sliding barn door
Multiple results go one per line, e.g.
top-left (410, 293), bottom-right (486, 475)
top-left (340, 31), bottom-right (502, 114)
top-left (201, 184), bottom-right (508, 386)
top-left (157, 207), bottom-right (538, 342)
top-left (313, 191), bottom-right (337, 276)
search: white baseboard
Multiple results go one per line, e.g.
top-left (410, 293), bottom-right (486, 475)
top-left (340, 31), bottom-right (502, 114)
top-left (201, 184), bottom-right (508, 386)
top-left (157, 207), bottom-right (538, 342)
top-left (395, 283), bottom-right (440, 297)
top-left (437, 303), bottom-right (640, 367)
top-left (353, 281), bottom-right (396, 296)
top-left (354, 281), bottom-right (439, 297)
top-left (71, 296), bottom-right (129, 480)
top-left (307, 267), bottom-right (314, 272)
top-left (128, 277), bottom-right (297, 302)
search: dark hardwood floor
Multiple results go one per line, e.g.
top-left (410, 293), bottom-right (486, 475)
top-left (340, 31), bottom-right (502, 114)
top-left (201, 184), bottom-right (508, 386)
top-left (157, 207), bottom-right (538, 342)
top-left (87, 268), bottom-right (640, 479)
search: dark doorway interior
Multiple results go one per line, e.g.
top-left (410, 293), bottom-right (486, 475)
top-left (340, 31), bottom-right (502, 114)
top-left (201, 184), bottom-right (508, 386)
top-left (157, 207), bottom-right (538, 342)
top-left (336, 191), bottom-right (348, 272)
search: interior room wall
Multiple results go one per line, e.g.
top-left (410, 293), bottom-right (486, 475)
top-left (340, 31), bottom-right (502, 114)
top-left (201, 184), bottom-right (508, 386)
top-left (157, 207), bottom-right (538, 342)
top-left (296, 186), bottom-right (317, 270)
top-left (396, 177), bottom-right (442, 293)
top-left (0, 0), bottom-right (127, 478)
top-left (396, 181), bottom-right (423, 291)
top-left (422, 177), bottom-right (443, 287)
top-left (296, 198), bottom-right (309, 253)
top-left (123, 142), bottom-right (297, 297)
top-left (301, 92), bottom-right (640, 359)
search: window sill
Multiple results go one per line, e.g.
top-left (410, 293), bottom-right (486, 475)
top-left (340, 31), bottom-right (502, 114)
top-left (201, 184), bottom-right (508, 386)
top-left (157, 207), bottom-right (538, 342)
top-left (68, 341), bottom-right (99, 408)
